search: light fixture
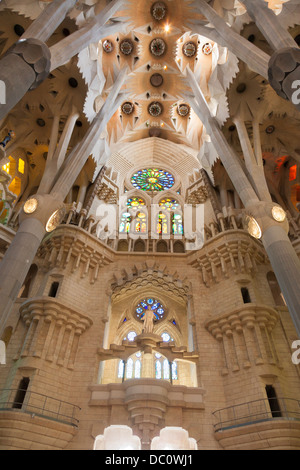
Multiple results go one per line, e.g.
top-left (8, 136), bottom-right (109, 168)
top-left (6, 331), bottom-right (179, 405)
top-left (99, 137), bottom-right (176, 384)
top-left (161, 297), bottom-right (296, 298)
top-left (23, 197), bottom-right (38, 214)
top-left (164, 23), bottom-right (170, 33)
top-left (46, 207), bottom-right (65, 233)
top-left (246, 215), bottom-right (262, 239)
top-left (272, 205), bottom-right (286, 222)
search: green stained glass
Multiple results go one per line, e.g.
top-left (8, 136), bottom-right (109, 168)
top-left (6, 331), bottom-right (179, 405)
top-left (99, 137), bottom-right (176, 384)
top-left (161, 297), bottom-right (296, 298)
top-left (131, 169), bottom-right (175, 192)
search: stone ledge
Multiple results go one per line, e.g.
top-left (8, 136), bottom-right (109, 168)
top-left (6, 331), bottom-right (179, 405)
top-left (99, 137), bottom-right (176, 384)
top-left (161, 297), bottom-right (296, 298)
top-left (214, 419), bottom-right (300, 450)
top-left (0, 410), bottom-right (77, 450)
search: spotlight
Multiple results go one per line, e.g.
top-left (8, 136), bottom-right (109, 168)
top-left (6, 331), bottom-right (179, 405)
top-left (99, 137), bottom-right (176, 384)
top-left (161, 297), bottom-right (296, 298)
top-left (23, 198), bottom-right (38, 214)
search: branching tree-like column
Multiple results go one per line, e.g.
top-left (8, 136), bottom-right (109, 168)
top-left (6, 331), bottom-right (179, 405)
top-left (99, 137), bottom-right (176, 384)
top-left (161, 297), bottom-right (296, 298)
top-left (189, 0), bottom-right (270, 78)
top-left (0, 69), bottom-right (129, 337)
top-left (0, 0), bottom-right (127, 119)
top-left (240, 0), bottom-right (300, 110)
top-left (185, 68), bottom-right (300, 337)
top-left (0, 0), bottom-right (76, 119)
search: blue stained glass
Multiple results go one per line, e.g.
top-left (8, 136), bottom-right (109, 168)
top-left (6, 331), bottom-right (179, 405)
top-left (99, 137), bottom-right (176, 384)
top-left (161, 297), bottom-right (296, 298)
top-left (131, 168), bottom-right (175, 192)
top-left (135, 298), bottom-right (165, 321)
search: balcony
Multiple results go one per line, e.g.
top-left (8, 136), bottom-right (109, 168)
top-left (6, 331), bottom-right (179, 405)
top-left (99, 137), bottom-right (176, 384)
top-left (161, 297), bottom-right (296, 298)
top-left (213, 397), bottom-right (300, 450)
top-left (0, 388), bottom-right (80, 450)
top-left (0, 388), bottom-right (80, 426)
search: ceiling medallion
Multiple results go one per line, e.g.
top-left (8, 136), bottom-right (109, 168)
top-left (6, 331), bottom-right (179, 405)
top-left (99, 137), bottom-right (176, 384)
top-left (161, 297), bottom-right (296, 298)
top-left (177, 104), bottom-right (190, 117)
top-left (150, 38), bottom-right (166, 57)
top-left (148, 101), bottom-right (163, 117)
top-left (266, 125), bottom-right (275, 134)
top-left (120, 39), bottom-right (134, 56)
top-left (121, 102), bottom-right (134, 115)
top-left (202, 42), bottom-right (213, 55)
top-left (102, 39), bottom-right (114, 53)
top-left (150, 73), bottom-right (164, 87)
top-left (182, 41), bottom-right (197, 58)
top-left (151, 2), bottom-right (167, 21)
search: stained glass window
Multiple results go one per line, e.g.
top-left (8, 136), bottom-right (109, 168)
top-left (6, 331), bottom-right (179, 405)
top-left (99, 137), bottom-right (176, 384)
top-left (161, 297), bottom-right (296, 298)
top-left (154, 353), bottom-right (178, 381)
top-left (161, 332), bottom-right (173, 342)
top-left (126, 358), bottom-right (134, 379)
top-left (118, 360), bottom-right (125, 378)
top-left (155, 360), bottom-right (162, 379)
top-left (120, 197), bottom-right (148, 234)
top-left (163, 359), bottom-right (170, 380)
top-left (125, 331), bottom-right (137, 342)
top-left (157, 198), bottom-right (183, 235)
top-left (135, 298), bottom-right (165, 322)
top-left (135, 360), bottom-right (141, 378)
top-left (119, 212), bottom-right (131, 233)
top-left (172, 361), bottom-right (178, 380)
top-left (131, 169), bottom-right (175, 192)
top-left (127, 197), bottom-right (145, 208)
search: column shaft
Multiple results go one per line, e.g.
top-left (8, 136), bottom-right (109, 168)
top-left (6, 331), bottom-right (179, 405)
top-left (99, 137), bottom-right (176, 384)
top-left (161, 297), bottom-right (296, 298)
top-left (0, 218), bottom-right (46, 336)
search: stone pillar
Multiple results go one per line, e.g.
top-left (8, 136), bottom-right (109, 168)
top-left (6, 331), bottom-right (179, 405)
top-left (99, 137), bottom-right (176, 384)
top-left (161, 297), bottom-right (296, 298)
top-left (186, 68), bottom-right (300, 337)
top-left (49, 0), bottom-right (127, 70)
top-left (241, 0), bottom-right (297, 50)
top-left (0, 194), bottom-right (64, 337)
top-left (245, 201), bottom-right (300, 337)
top-left (240, 0), bottom-right (300, 110)
top-left (191, 0), bottom-right (270, 78)
top-left (0, 0), bottom-right (77, 119)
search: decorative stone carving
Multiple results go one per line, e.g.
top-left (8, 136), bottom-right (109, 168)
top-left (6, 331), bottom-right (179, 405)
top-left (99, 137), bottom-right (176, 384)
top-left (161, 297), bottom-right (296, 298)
top-left (120, 39), bottom-right (134, 56)
top-left (148, 101), bottom-right (163, 116)
top-left (202, 42), bottom-right (213, 55)
top-left (102, 39), bottom-right (114, 53)
top-left (121, 102), bottom-right (134, 115)
top-left (177, 104), bottom-right (190, 117)
top-left (6, 38), bottom-right (51, 90)
top-left (150, 73), bottom-right (164, 87)
top-left (151, 2), bottom-right (167, 21)
top-left (182, 41), bottom-right (197, 58)
top-left (150, 38), bottom-right (166, 57)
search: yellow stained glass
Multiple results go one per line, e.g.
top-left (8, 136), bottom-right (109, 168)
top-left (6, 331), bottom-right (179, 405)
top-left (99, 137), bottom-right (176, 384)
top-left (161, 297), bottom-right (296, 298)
top-left (18, 158), bottom-right (25, 174)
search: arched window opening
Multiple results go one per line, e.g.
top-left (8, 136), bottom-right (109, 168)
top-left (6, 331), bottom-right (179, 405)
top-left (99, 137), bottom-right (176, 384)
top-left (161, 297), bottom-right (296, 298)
top-left (157, 198), bottom-right (183, 236)
top-left (155, 353), bottom-right (178, 381)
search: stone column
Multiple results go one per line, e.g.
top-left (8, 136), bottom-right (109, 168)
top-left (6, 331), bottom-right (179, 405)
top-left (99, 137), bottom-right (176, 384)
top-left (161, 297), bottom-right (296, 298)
top-left (0, 0), bottom-right (77, 119)
top-left (190, 0), bottom-right (270, 78)
top-left (186, 69), bottom-right (300, 337)
top-left (241, 0), bottom-right (297, 51)
top-left (0, 194), bottom-right (63, 337)
top-left (240, 0), bottom-right (300, 110)
top-left (49, 0), bottom-right (127, 70)
top-left (0, 71), bottom-right (128, 335)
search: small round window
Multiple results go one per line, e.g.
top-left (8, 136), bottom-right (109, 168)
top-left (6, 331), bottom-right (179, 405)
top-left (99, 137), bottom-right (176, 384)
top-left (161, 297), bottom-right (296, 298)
top-left (135, 298), bottom-right (166, 322)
